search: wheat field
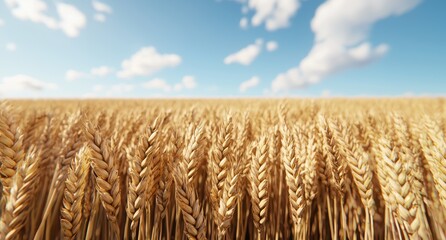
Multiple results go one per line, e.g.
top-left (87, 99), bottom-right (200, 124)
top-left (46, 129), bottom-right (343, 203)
top-left (0, 99), bottom-right (445, 240)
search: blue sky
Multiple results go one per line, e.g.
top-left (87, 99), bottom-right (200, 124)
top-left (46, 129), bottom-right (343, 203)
top-left (0, 0), bottom-right (445, 98)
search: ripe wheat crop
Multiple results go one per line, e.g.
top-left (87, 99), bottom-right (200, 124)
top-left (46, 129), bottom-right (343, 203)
top-left (0, 99), bottom-right (445, 239)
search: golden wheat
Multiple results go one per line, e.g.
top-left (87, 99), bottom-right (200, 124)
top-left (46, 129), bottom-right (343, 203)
top-left (0, 99), bottom-right (445, 239)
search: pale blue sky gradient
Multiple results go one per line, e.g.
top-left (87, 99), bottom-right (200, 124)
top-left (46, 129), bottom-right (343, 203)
top-left (0, 0), bottom-right (445, 98)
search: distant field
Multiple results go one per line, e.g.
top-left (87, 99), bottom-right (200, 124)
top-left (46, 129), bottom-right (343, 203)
top-left (0, 99), bottom-right (445, 239)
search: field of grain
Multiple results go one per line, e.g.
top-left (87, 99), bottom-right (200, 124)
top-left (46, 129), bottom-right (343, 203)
top-left (0, 99), bottom-right (445, 240)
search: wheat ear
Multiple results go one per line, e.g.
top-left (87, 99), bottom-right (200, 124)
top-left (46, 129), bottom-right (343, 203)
top-left (0, 147), bottom-right (41, 240)
top-left (126, 124), bottom-right (158, 239)
top-left (174, 164), bottom-right (207, 240)
top-left (280, 125), bottom-right (304, 236)
top-left (0, 107), bottom-right (25, 204)
top-left (217, 165), bottom-right (241, 237)
top-left (328, 119), bottom-right (375, 240)
top-left (250, 136), bottom-right (269, 235)
top-left (377, 135), bottom-right (421, 239)
top-left (84, 122), bottom-right (121, 238)
top-left (61, 146), bottom-right (90, 240)
top-left (183, 123), bottom-right (205, 185)
top-left (420, 117), bottom-right (446, 210)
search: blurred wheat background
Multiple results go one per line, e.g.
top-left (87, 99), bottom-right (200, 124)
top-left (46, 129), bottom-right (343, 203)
top-left (0, 99), bottom-right (445, 240)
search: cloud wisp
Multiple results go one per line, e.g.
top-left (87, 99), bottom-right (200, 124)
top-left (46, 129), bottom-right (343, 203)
top-left (117, 47), bottom-right (182, 79)
top-left (272, 0), bottom-right (421, 92)
top-left (240, 76), bottom-right (260, 92)
top-left (93, 1), bottom-right (112, 22)
top-left (266, 41), bottom-right (278, 52)
top-left (5, 0), bottom-right (87, 37)
top-left (5, 42), bottom-right (17, 51)
top-left (239, 0), bottom-right (301, 31)
top-left (0, 74), bottom-right (57, 96)
top-left (142, 78), bottom-right (172, 92)
top-left (174, 76), bottom-right (197, 91)
top-left (224, 39), bottom-right (263, 66)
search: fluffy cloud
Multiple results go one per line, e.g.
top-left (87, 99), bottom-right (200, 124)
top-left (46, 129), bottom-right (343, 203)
top-left (91, 66), bottom-right (113, 77)
top-left (239, 76), bottom-right (260, 92)
top-left (272, 0), bottom-right (420, 92)
top-left (6, 42), bottom-right (17, 51)
top-left (5, 0), bottom-right (58, 29)
top-left (92, 1), bottom-right (112, 22)
top-left (174, 76), bottom-right (197, 91)
top-left (241, 0), bottom-right (300, 31)
top-left (117, 47), bottom-right (182, 79)
top-left (142, 78), bottom-right (172, 92)
top-left (5, 0), bottom-right (86, 37)
top-left (224, 39), bottom-right (263, 66)
top-left (240, 17), bottom-right (248, 29)
top-left (0, 18), bottom-right (4, 26)
top-left (57, 3), bottom-right (87, 37)
top-left (0, 74), bottom-right (56, 94)
top-left (266, 41), bottom-right (278, 52)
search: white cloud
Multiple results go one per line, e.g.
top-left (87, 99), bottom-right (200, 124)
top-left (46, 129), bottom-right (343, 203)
top-left (57, 3), bottom-right (87, 38)
top-left (94, 13), bottom-right (106, 22)
top-left (6, 42), bottom-right (17, 52)
top-left (0, 74), bottom-right (56, 94)
top-left (90, 66), bottom-right (113, 77)
top-left (175, 75), bottom-right (197, 91)
top-left (0, 18), bottom-right (4, 26)
top-left (5, 0), bottom-right (58, 29)
top-left (65, 69), bottom-right (86, 81)
top-left (240, 17), bottom-right (248, 29)
top-left (224, 39), bottom-right (263, 66)
top-left (142, 78), bottom-right (172, 92)
top-left (117, 47), bottom-right (182, 79)
top-left (266, 41), bottom-right (278, 52)
top-left (92, 1), bottom-right (112, 14)
top-left (272, 0), bottom-right (420, 92)
top-left (92, 1), bottom-right (112, 22)
top-left (239, 76), bottom-right (260, 92)
top-left (5, 0), bottom-right (86, 38)
top-left (241, 0), bottom-right (300, 31)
